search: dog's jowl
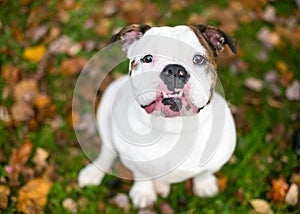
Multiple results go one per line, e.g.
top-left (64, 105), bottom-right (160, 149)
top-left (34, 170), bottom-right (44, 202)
top-left (78, 24), bottom-right (237, 208)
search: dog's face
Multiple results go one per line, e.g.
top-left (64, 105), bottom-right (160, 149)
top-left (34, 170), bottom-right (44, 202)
top-left (112, 24), bottom-right (237, 117)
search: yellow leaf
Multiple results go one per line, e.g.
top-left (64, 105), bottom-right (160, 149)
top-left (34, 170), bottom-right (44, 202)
top-left (250, 199), bottom-right (274, 214)
top-left (23, 45), bottom-right (46, 62)
top-left (17, 178), bottom-right (52, 214)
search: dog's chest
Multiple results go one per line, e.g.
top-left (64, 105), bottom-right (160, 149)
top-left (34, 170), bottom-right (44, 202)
top-left (111, 115), bottom-right (213, 182)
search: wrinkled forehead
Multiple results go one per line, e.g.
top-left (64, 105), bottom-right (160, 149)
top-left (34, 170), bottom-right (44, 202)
top-left (127, 26), bottom-right (207, 61)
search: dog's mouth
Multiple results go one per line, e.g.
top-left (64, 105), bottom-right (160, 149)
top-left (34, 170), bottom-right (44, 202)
top-left (141, 90), bottom-right (200, 117)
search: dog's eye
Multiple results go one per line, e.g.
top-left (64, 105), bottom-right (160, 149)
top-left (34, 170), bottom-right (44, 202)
top-left (193, 54), bottom-right (206, 65)
top-left (141, 55), bottom-right (153, 63)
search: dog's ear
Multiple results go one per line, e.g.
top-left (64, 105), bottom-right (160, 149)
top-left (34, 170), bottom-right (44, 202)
top-left (194, 24), bottom-right (237, 56)
top-left (111, 24), bottom-right (151, 54)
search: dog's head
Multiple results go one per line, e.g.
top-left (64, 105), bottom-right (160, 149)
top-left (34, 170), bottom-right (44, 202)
top-left (112, 24), bottom-right (237, 117)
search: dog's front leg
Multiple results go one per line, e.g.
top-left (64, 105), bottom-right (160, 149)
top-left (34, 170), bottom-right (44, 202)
top-left (129, 179), bottom-right (157, 208)
top-left (78, 144), bottom-right (117, 187)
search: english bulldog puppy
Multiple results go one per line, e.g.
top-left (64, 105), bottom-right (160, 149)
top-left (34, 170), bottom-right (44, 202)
top-left (78, 24), bottom-right (237, 208)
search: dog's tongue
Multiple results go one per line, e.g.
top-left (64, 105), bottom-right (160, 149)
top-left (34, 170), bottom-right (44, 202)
top-left (144, 97), bottom-right (198, 117)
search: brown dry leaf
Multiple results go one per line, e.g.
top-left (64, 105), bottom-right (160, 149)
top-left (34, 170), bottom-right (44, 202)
top-left (33, 147), bottom-right (49, 171)
top-left (250, 199), bottom-right (274, 214)
top-left (11, 101), bottom-right (35, 123)
top-left (217, 8), bottom-right (239, 34)
top-left (95, 18), bottom-right (112, 37)
top-left (187, 13), bottom-right (208, 25)
top-left (1, 64), bottom-right (20, 84)
top-left (0, 185), bottom-right (11, 210)
top-left (11, 23), bottom-right (24, 42)
top-left (269, 176), bottom-right (289, 203)
top-left (7, 140), bottom-right (34, 186)
top-left (60, 57), bottom-right (88, 76)
top-left (171, 0), bottom-right (194, 11)
top-left (276, 60), bottom-right (294, 87)
top-left (17, 178), bottom-right (53, 214)
top-left (217, 176), bottom-right (228, 192)
top-left (67, 111), bottom-right (80, 128)
top-left (120, 0), bottom-right (144, 23)
top-left (23, 45), bottom-right (47, 63)
top-left (290, 173), bottom-right (300, 187)
top-left (13, 79), bottom-right (39, 103)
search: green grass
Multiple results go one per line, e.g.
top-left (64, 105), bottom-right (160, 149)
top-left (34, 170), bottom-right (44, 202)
top-left (0, 0), bottom-right (299, 213)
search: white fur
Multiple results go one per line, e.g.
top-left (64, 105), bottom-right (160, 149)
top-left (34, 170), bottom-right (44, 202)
top-left (78, 26), bottom-right (236, 208)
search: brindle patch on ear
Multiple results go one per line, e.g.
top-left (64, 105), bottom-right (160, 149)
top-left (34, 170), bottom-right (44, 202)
top-left (111, 24), bottom-right (151, 43)
top-left (191, 24), bottom-right (237, 57)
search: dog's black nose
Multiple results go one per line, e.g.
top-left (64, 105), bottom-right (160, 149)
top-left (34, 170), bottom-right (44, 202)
top-left (160, 64), bottom-right (190, 91)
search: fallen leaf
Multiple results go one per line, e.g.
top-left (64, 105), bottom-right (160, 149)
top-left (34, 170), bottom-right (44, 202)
top-left (13, 79), bottom-right (39, 103)
top-left (67, 110), bottom-right (80, 128)
top-left (217, 176), bottom-right (228, 192)
top-left (187, 13), bottom-right (208, 25)
top-left (23, 45), bottom-right (47, 63)
top-left (1, 64), bottom-right (20, 84)
top-left (11, 101), bottom-right (35, 123)
top-left (0, 185), bottom-right (10, 210)
top-left (33, 147), bottom-right (49, 172)
top-left (95, 18), bottom-right (112, 37)
top-left (159, 202), bottom-right (174, 214)
top-left (48, 35), bottom-right (74, 55)
top-left (285, 80), bottom-right (300, 101)
top-left (261, 5), bottom-right (276, 23)
top-left (7, 140), bottom-right (34, 186)
top-left (285, 183), bottom-right (299, 206)
top-left (60, 57), bottom-right (88, 76)
top-left (103, 0), bottom-right (119, 16)
top-left (120, 0), bottom-right (144, 23)
top-left (244, 77), bottom-right (264, 92)
top-left (269, 176), bottom-right (289, 203)
top-left (0, 105), bottom-right (13, 126)
top-left (17, 178), bottom-right (53, 214)
top-left (62, 198), bottom-right (78, 214)
top-left (35, 93), bottom-right (51, 109)
top-left (138, 208), bottom-right (157, 214)
top-left (257, 27), bottom-right (280, 49)
top-left (110, 193), bottom-right (130, 211)
top-left (250, 199), bottom-right (274, 214)
top-left (290, 173), bottom-right (300, 187)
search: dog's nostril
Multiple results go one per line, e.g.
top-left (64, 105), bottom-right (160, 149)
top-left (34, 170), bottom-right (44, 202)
top-left (167, 69), bottom-right (172, 75)
top-left (177, 69), bottom-right (184, 77)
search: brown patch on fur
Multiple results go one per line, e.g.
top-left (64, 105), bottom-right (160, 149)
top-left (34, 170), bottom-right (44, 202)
top-left (129, 60), bottom-right (138, 76)
top-left (189, 26), bottom-right (217, 69)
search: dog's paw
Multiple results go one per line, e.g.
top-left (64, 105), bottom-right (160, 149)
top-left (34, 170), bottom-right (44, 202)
top-left (154, 181), bottom-right (170, 198)
top-left (129, 181), bottom-right (157, 208)
top-left (193, 173), bottom-right (219, 198)
top-left (78, 164), bottom-right (105, 187)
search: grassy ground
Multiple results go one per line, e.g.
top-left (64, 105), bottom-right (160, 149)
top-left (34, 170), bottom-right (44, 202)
top-left (0, 0), bottom-right (300, 213)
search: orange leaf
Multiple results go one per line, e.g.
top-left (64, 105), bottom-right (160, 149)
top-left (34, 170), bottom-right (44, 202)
top-left (218, 176), bottom-right (228, 192)
top-left (23, 45), bottom-right (46, 62)
top-left (17, 178), bottom-right (53, 214)
top-left (269, 176), bottom-right (289, 203)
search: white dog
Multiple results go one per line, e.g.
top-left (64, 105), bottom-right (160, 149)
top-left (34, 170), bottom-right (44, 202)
top-left (78, 24), bottom-right (237, 208)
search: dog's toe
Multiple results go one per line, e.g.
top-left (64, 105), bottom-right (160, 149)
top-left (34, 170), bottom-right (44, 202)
top-left (154, 181), bottom-right (170, 198)
top-left (78, 164), bottom-right (105, 187)
top-left (129, 181), bottom-right (157, 208)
